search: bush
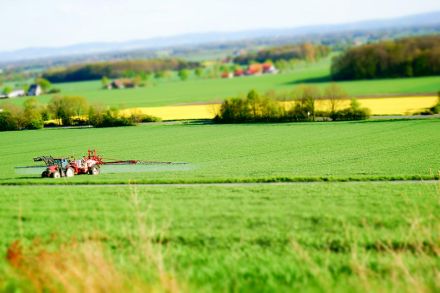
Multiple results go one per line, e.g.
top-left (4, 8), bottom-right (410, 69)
top-left (47, 96), bottom-right (88, 126)
top-left (0, 98), bottom-right (45, 131)
top-left (26, 119), bottom-right (44, 130)
top-left (430, 94), bottom-right (440, 114)
top-left (215, 88), bottom-right (320, 123)
top-left (131, 114), bottom-right (161, 123)
top-left (0, 111), bottom-right (19, 131)
top-left (330, 99), bottom-right (370, 121)
top-left (415, 93), bottom-right (440, 115)
top-left (88, 106), bottom-right (140, 128)
top-left (215, 88), bottom-right (370, 124)
top-left (47, 88), bottom-right (61, 94)
top-left (214, 90), bottom-right (285, 123)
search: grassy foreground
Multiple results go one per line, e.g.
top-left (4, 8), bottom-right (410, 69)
top-left (1, 119), bottom-right (439, 184)
top-left (1, 183), bottom-right (439, 292)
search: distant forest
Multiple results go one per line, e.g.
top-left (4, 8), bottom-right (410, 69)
top-left (233, 44), bottom-right (330, 64)
top-left (42, 59), bottom-right (199, 83)
top-left (331, 35), bottom-right (440, 80)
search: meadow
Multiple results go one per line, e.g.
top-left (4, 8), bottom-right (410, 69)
top-left (9, 57), bottom-right (440, 108)
top-left (0, 183), bottom-right (439, 292)
top-left (1, 117), bottom-right (440, 292)
top-left (1, 119), bottom-right (440, 184)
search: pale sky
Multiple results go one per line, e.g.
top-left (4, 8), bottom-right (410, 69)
top-left (1, 0), bottom-right (440, 51)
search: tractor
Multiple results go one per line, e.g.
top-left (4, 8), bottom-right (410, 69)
top-left (34, 150), bottom-right (102, 178)
top-left (30, 149), bottom-right (185, 179)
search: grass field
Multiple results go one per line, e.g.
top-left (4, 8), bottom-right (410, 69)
top-left (1, 183), bottom-right (439, 292)
top-left (1, 119), bottom-right (440, 184)
top-left (8, 57), bottom-right (440, 108)
top-left (1, 119), bottom-right (440, 291)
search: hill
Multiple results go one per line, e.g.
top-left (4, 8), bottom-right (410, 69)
top-left (0, 11), bottom-right (439, 64)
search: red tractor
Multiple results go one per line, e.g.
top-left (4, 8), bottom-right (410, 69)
top-left (31, 149), bottom-right (186, 179)
top-left (34, 150), bottom-right (103, 178)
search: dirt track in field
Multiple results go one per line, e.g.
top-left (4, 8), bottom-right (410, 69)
top-left (1, 180), bottom-right (438, 188)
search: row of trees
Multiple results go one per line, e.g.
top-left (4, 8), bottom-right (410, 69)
top-left (331, 35), bottom-right (440, 80)
top-left (0, 98), bottom-right (45, 131)
top-left (214, 85), bottom-right (370, 123)
top-left (0, 96), bottom-right (160, 131)
top-left (233, 43), bottom-right (330, 65)
top-left (42, 59), bottom-right (200, 83)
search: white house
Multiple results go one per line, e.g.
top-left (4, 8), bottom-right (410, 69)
top-left (7, 89), bottom-right (25, 98)
top-left (27, 84), bottom-right (42, 96)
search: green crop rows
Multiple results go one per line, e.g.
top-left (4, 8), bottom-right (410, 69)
top-left (1, 119), bottom-right (440, 291)
top-left (1, 119), bottom-right (439, 184)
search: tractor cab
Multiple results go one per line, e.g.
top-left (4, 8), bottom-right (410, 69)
top-left (53, 158), bottom-right (69, 169)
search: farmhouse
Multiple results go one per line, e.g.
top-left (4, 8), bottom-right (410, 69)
top-left (263, 63), bottom-right (278, 74)
top-left (107, 79), bottom-right (136, 89)
top-left (7, 89), bottom-right (25, 98)
top-left (246, 64), bottom-right (263, 76)
top-left (234, 68), bottom-right (245, 77)
top-left (27, 84), bottom-right (42, 96)
top-left (221, 72), bottom-right (234, 79)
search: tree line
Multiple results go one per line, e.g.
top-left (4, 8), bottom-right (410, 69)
top-left (214, 85), bottom-right (370, 123)
top-left (233, 43), bottom-right (330, 65)
top-left (0, 96), bottom-right (160, 131)
top-left (331, 35), bottom-right (440, 80)
top-left (42, 59), bottom-right (200, 83)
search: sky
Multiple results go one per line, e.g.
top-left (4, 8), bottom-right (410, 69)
top-left (1, 0), bottom-right (440, 51)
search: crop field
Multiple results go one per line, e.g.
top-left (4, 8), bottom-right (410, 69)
top-left (9, 57), bottom-right (440, 108)
top-left (122, 95), bottom-right (439, 120)
top-left (1, 119), bottom-right (440, 184)
top-left (1, 119), bottom-right (440, 291)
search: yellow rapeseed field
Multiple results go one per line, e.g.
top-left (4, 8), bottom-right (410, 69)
top-left (123, 96), bottom-right (438, 120)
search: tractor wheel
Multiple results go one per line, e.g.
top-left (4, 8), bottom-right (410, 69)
top-left (51, 171), bottom-right (61, 179)
top-left (89, 166), bottom-right (100, 175)
top-left (41, 170), bottom-right (49, 178)
top-left (66, 167), bottom-right (75, 178)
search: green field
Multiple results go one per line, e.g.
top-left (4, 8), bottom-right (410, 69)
top-left (9, 57), bottom-right (440, 108)
top-left (1, 183), bottom-right (439, 292)
top-left (1, 119), bottom-right (440, 184)
top-left (1, 120), bottom-right (440, 291)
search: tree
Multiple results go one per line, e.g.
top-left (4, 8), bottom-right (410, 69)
top-left (194, 68), bottom-right (204, 78)
top-left (35, 78), bottom-right (51, 92)
top-left (101, 76), bottom-right (110, 88)
top-left (2, 86), bottom-right (12, 95)
top-left (155, 71), bottom-right (166, 79)
top-left (132, 76), bottom-right (142, 87)
top-left (23, 98), bottom-right (44, 129)
top-left (324, 84), bottom-right (347, 114)
top-left (247, 89), bottom-right (261, 119)
top-left (70, 96), bottom-right (89, 118)
top-left (0, 102), bottom-right (26, 129)
top-left (47, 96), bottom-right (88, 126)
top-left (178, 69), bottom-right (190, 81)
top-left (291, 86), bottom-right (320, 121)
top-left (140, 72), bottom-right (152, 82)
top-left (122, 70), bottom-right (136, 78)
top-left (88, 103), bottom-right (107, 126)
